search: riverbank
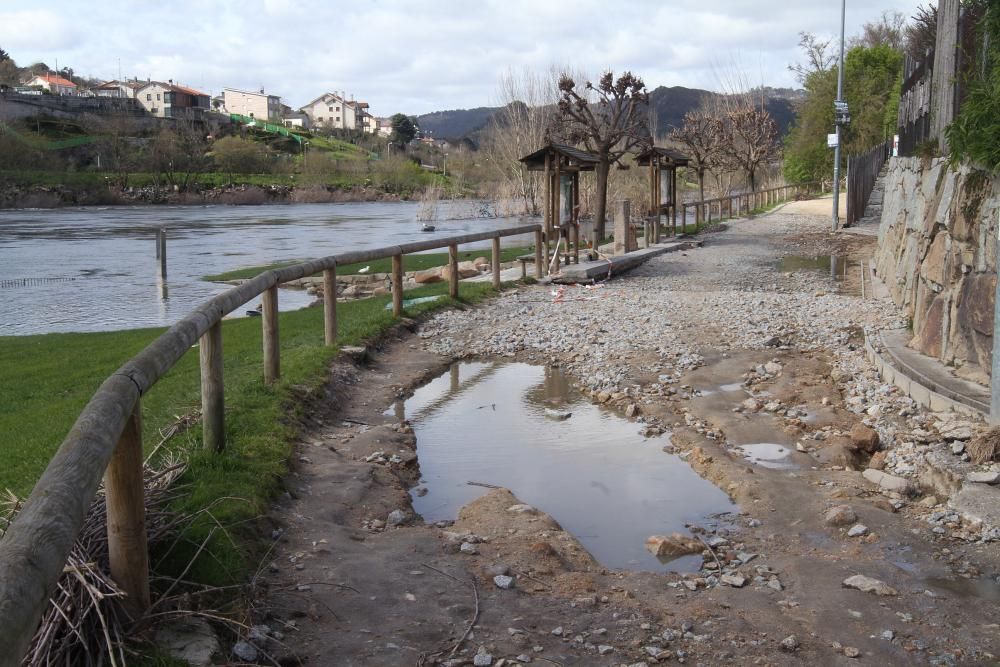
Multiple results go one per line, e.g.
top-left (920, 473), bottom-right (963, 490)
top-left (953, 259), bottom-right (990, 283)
top-left (0, 279), bottom-right (506, 597)
top-left (0, 181), bottom-right (416, 209)
top-left (257, 199), bottom-right (1000, 665)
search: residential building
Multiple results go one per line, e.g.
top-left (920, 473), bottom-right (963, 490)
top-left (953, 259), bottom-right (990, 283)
top-left (23, 72), bottom-right (77, 96)
top-left (300, 92), bottom-right (374, 132)
top-left (223, 87), bottom-right (282, 121)
top-left (377, 117), bottom-right (393, 137)
top-left (282, 111), bottom-right (310, 129)
top-left (91, 80), bottom-right (143, 99)
top-left (135, 80), bottom-right (210, 118)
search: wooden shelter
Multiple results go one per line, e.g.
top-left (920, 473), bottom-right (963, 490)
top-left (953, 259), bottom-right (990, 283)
top-left (520, 143), bottom-right (600, 269)
top-left (634, 147), bottom-right (689, 241)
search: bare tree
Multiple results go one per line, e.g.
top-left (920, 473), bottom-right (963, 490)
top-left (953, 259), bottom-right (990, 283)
top-left (788, 32), bottom-right (837, 83)
top-left (668, 109), bottom-right (725, 203)
top-left (720, 104), bottom-right (780, 192)
top-left (479, 68), bottom-right (557, 215)
top-left (553, 70), bottom-right (650, 240)
top-left (850, 10), bottom-right (907, 51)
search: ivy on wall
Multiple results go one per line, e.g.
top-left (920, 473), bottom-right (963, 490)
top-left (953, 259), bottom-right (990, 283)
top-left (947, 1), bottom-right (1000, 170)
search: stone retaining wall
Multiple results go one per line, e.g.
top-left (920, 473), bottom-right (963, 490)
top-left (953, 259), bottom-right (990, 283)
top-left (874, 157), bottom-right (1000, 385)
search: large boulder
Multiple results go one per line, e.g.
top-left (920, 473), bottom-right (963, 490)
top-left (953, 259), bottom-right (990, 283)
top-left (413, 268), bottom-right (444, 284)
top-left (849, 424), bottom-right (880, 454)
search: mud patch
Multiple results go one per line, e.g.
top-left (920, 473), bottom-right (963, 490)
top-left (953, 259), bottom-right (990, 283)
top-left (397, 360), bottom-right (736, 572)
top-left (737, 443), bottom-right (799, 470)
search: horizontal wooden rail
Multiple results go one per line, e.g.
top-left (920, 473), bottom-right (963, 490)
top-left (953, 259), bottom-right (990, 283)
top-left (0, 221), bottom-right (542, 664)
top-left (679, 181), bottom-right (825, 229)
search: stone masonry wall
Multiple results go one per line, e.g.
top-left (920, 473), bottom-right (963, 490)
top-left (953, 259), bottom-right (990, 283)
top-left (875, 157), bottom-right (1000, 386)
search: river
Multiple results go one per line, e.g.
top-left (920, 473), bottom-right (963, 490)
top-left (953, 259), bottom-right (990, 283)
top-left (0, 201), bottom-right (536, 336)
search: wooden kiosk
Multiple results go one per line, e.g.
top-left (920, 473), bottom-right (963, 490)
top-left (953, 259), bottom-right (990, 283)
top-left (634, 147), bottom-right (689, 241)
top-left (519, 143), bottom-right (600, 272)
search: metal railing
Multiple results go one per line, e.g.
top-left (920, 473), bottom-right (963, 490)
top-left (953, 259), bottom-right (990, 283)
top-left (0, 222), bottom-right (543, 664)
top-left (846, 140), bottom-right (893, 227)
top-left (679, 181), bottom-right (825, 228)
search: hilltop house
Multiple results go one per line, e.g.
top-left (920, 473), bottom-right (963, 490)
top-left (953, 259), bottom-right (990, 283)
top-left (23, 72), bottom-right (77, 96)
top-left (301, 92), bottom-right (375, 132)
top-left (134, 81), bottom-right (210, 118)
top-left (91, 80), bottom-right (143, 99)
top-left (223, 87), bottom-right (282, 122)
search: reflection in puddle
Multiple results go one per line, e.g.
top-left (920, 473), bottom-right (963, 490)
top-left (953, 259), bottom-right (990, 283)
top-left (395, 361), bottom-right (736, 572)
top-left (737, 443), bottom-right (799, 470)
top-left (926, 576), bottom-right (1000, 603)
top-left (777, 255), bottom-right (854, 278)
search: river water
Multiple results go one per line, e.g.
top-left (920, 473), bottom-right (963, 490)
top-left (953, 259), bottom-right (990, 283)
top-left (0, 201), bottom-right (536, 336)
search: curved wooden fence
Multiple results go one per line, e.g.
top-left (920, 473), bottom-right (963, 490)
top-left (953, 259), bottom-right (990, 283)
top-left (0, 222), bottom-right (543, 664)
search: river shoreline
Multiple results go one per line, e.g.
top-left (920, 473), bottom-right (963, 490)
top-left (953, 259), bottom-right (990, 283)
top-left (0, 182), bottom-right (417, 210)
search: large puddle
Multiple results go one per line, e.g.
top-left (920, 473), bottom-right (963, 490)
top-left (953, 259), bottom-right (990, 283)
top-left (388, 361), bottom-right (736, 572)
top-left (777, 254), bottom-right (854, 277)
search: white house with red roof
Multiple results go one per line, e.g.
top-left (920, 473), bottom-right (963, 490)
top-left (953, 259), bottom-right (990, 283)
top-left (23, 72), bottom-right (77, 96)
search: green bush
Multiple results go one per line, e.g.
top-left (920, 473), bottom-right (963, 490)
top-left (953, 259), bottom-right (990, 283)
top-left (947, 4), bottom-right (1000, 170)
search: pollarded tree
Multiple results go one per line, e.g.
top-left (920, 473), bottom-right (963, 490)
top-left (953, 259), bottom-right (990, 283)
top-left (553, 70), bottom-right (650, 241)
top-left (668, 109), bottom-right (726, 203)
top-left (722, 104), bottom-right (780, 192)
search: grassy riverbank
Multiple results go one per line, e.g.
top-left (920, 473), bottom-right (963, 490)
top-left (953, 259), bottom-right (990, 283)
top-left (0, 280), bottom-right (504, 584)
top-left (203, 245), bottom-right (536, 282)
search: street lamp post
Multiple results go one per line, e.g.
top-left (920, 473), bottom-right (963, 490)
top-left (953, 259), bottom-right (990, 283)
top-left (832, 0), bottom-right (847, 230)
top-left (443, 153), bottom-right (448, 178)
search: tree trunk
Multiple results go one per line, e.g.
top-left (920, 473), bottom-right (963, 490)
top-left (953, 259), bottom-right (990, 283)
top-left (697, 168), bottom-right (706, 204)
top-left (593, 159), bottom-right (610, 243)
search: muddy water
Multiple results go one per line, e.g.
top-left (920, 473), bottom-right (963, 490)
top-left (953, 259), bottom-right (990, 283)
top-left (0, 201), bottom-right (535, 335)
top-left (389, 361), bottom-right (735, 572)
top-left (777, 254), bottom-right (854, 277)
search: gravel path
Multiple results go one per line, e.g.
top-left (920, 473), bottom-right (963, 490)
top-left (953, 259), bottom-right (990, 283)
top-left (420, 201), bottom-right (906, 410)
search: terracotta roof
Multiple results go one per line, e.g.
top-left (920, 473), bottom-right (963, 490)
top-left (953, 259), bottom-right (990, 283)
top-left (34, 73), bottom-right (77, 88)
top-left (170, 84), bottom-right (208, 97)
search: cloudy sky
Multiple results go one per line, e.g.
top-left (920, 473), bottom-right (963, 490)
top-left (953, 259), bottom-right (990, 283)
top-left (2, 0), bottom-right (924, 116)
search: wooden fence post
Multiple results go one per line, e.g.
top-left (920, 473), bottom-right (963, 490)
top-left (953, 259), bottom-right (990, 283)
top-left (448, 244), bottom-right (459, 298)
top-left (391, 253), bottom-right (404, 317)
top-left (534, 229), bottom-right (543, 278)
top-left (491, 236), bottom-right (501, 289)
top-left (159, 228), bottom-right (167, 280)
top-left (323, 267), bottom-right (337, 346)
top-left (105, 400), bottom-right (151, 619)
top-left (200, 322), bottom-right (225, 452)
top-left (262, 286), bottom-right (279, 385)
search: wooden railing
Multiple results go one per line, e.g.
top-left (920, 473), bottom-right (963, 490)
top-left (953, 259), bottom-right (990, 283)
top-left (679, 181), bottom-right (825, 228)
top-left (846, 140), bottom-right (893, 227)
top-left (0, 222), bottom-right (543, 664)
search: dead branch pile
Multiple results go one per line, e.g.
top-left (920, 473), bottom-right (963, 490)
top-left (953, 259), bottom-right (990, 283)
top-left (968, 426), bottom-right (1000, 464)
top-left (1, 455), bottom-right (189, 667)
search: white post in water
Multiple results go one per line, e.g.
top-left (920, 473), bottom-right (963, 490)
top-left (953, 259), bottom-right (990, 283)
top-left (831, 0), bottom-right (846, 231)
top-left (991, 210), bottom-right (1000, 424)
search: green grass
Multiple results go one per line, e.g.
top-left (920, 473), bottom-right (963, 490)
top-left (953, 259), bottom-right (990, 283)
top-left (0, 279), bottom-right (506, 584)
top-left (203, 246), bottom-right (535, 282)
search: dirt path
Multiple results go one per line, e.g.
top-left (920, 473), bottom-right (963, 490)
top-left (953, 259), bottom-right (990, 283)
top-left (254, 202), bottom-right (1000, 666)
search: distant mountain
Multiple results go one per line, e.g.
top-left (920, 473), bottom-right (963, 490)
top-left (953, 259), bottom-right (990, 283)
top-left (415, 85), bottom-right (803, 145)
top-left (416, 106), bottom-right (499, 140)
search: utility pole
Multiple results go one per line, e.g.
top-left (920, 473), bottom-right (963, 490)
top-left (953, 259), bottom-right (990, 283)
top-left (832, 0), bottom-right (847, 230)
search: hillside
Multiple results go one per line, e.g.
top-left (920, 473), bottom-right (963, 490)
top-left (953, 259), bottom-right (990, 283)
top-left (416, 85), bottom-right (802, 143)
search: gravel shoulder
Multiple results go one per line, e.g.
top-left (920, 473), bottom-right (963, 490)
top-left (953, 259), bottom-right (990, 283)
top-left (252, 202), bottom-right (1000, 666)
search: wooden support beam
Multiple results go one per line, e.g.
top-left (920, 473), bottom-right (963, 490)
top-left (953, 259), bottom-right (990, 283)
top-left (391, 253), bottom-right (404, 316)
top-left (200, 322), bottom-right (225, 452)
top-left (671, 168), bottom-right (678, 235)
top-left (448, 244), bottom-right (459, 299)
top-left (534, 229), bottom-right (543, 279)
top-left (104, 400), bottom-right (150, 620)
top-left (262, 286), bottom-right (279, 385)
top-left (323, 267), bottom-right (337, 346)
top-left (491, 237), bottom-right (501, 289)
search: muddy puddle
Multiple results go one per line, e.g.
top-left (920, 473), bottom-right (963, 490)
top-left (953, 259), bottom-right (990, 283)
top-left (737, 443), bottom-right (799, 469)
top-left (388, 361), bottom-right (735, 572)
top-left (777, 254), bottom-right (855, 277)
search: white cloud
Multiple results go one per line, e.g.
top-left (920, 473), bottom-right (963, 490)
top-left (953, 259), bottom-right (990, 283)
top-left (5, 0), bottom-right (926, 114)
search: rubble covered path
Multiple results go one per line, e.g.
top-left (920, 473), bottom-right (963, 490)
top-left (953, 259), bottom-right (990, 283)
top-left (255, 199), bottom-right (1000, 666)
